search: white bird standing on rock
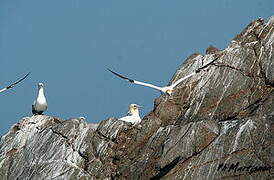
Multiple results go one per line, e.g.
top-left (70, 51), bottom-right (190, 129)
top-left (119, 104), bottom-right (142, 125)
top-left (32, 83), bottom-right (47, 115)
top-left (0, 72), bottom-right (30, 93)
top-left (108, 56), bottom-right (219, 95)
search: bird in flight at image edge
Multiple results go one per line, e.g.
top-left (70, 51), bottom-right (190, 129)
top-left (108, 56), bottom-right (218, 95)
top-left (0, 72), bottom-right (31, 93)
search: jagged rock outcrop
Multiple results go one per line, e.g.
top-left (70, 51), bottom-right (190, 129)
top-left (1, 16), bottom-right (274, 180)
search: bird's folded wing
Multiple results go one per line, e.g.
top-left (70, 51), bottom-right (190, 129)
top-left (0, 72), bottom-right (30, 93)
top-left (119, 116), bottom-right (133, 123)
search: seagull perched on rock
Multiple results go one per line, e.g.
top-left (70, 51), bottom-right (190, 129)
top-left (0, 72), bottom-right (30, 93)
top-left (108, 57), bottom-right (217, 95)
top-left (119, 104), bottom-right (142, 125)
top-left (32, 83), bottom-right (47, 115)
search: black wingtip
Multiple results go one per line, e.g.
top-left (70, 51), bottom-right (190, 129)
top-left (20, 71), bottom-right (31, 81)
top-left (107, 68), bottom-right (118, 76)
top-left (12, 71), bottom-right (31, 86)
top-left (107, 68), bottom-right (114, 73)
top-left (107, 68), bottom-right (134, 83)
top-left (24, 72), bottom-right (31, 79)
top-left (0, 72), bottom-right (31, 91)
top-left (196, 54), bottom-right (222, 72)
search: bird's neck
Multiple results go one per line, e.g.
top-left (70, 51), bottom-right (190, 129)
top-left (129, 109), bottom-right (140, 117)
top-left (38, 88), bottom-right (46, 100)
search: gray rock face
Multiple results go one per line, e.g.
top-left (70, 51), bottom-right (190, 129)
top-left (1, 17), bottom-right (274, 180)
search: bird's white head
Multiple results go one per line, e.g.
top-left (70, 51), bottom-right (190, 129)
top-left (128, 104), bottom-right (141, 116)
top-left (166, 89), bottom-right (173, 96)
top-left (38, 82), bottom-right (44, 88)
top-left (162, 87), bottom-right (173, 96)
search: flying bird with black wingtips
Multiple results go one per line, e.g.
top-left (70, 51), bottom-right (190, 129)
top-left (107, 56), bottom-right (219, 95)
top-left (0, 72), bottom-right (31, 93)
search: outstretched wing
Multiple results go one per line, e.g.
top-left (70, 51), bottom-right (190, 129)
top-left (195, 54), bottom-right (222, 73)
top-left (0, 72), bottom-right (31, 93)
top-left (171, 54), bottom-right (222, 89)
top-left (107, 68), bottom-right (163, 91)
top-left (170, 72), bottom-right (196, 88)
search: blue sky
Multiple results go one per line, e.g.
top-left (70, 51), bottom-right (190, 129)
top-left (0, 0), bottom-right (273, 135)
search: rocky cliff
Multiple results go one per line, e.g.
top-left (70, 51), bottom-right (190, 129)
top-left (1, 17), bottom-right (274, 180)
